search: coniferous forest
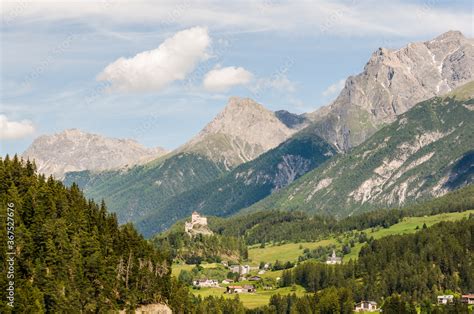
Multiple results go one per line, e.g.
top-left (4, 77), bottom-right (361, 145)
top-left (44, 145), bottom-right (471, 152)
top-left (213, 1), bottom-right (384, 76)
top-left (0, 156), bottom-right (172, 312)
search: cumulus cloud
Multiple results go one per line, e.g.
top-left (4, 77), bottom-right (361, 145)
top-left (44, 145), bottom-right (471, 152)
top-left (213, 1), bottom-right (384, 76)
top-left (203, 66), bottom-right (253, 92)
top-left (322, 79), bottom-right (346, 97)
top-left (0, 115), bottom-right (35, 140)
top-left (97, 27), bottom-right (211, 92)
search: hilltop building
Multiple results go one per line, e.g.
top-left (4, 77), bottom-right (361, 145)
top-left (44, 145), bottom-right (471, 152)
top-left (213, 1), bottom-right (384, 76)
top-left (326, 250), bottom-right (342, 265)
top-left (184, 211), bottom-right (213, 236)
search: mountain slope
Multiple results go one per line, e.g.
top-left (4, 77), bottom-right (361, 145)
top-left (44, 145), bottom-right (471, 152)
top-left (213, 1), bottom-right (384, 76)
top-left (136, 132), bottom-right (336, 236)
top-left (22, 128), bottom-right (167, 178)
top-left (247, 83), bottom-right (474, 217)
top-left (309, 30), bottom-right (473, 151)
top-left (64, 97), bottom-right (303, 225)
top-left (64, 152), bottom-right (227, 224)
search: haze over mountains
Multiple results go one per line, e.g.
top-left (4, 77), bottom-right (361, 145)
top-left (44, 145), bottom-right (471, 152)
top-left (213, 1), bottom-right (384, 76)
top-left (22, 31), bottom-right (474, 236)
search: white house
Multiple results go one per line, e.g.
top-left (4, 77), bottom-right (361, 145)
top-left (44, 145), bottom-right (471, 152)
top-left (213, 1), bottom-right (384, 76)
top-left (326, 250), bottom-right (342, 265)
top-left (193, 279), bottom-right (219, 288)
top-left (437, 295), bottom-right (454, 304)
top-left (354, 301), bottom-right (378, 312)
top-left (228, 264), bottom-right (258, 275)
top-left (461, 294), bottom-right (474, 304)
top-left (226, 285), bottom-right (256, 294)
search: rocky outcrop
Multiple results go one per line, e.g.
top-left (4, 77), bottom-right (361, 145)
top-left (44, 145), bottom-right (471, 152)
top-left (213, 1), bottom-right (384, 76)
top-left (310, 30), bottom-right (474, 151)
top-left (180, 97), bottom-right (306, 169)
top-left (119, 303), bottom-right (172, 314)
top-left (23, 129), bottom-right (167, 178)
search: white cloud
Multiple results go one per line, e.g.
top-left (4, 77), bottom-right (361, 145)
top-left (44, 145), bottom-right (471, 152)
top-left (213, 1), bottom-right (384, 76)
top-left (97, 27), bottom-right (211, 92)
top-left (0, 115), bottom-right (35, 140)
top-left (252, 74), bottom-right (296, 95)
top-left (322, 79), bottom-right (346, 97)
top-left (203, 66), bottom-right (253, 92)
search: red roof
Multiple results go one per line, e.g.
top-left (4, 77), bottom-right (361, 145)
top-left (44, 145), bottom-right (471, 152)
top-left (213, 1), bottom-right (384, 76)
top-left (462, 294), bottom-right (474, 298)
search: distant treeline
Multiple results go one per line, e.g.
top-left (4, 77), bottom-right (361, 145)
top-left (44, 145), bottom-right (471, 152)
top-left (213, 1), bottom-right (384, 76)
top-left (207, 185), bottom-right (474, 245)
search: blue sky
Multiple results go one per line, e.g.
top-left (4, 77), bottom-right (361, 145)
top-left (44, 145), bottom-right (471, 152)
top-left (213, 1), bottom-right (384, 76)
top-left (1, 0), bottom-right (472, 155)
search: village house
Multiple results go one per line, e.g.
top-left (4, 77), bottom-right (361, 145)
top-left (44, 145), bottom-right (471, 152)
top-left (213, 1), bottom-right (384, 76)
top-left (228, 264), bottom-right (257, 275)
top-left (193, 279), bottom-right (219, 288)
top-left (354, 301), bottom-right (378, 312)
top-left (249, 276), bottom-right (262, 281)
top-left (437, 295), bottom-right (454, 305)
top-left (226, 285), bottom-right (256, 294)
top-left (222, 279), bottom-right (234, 284)
top-left (461, 294), bottom-right (474, 304)
top-left (326, 250), bottom-right (342, 265)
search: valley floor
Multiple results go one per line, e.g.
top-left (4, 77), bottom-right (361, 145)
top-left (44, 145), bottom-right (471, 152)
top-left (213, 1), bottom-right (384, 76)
top-left (172, 209), bottom-right (474, 309)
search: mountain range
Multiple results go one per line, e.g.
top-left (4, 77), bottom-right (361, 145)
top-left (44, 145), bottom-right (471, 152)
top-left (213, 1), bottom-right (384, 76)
top-left (246, 81), bottom-right (474, 217)
top-left (22, 31), bottom-right (474, 237)
top-left (22, 128), bottom-right (167, 178)
top-left (62, 97), bottom-right (304, 225)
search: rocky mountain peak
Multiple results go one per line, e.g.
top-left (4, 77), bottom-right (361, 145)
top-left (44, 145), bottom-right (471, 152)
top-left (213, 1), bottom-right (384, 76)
top-left (310, 30), bottom-right (473, 152)
top-left (434, 30), bottom-right (465, 42)
top-left (23, 129), bottom-right (167, 178)
top-left (180, 97), bottom-right (303, 168)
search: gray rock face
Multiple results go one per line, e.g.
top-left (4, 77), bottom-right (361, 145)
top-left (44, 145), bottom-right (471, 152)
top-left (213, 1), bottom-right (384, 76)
top-left (23, 129), bottom-right (167, 178)
top-left (310, 30), bottom-right (474, 152)
top-left (180, 97), bottom-right (306, 169)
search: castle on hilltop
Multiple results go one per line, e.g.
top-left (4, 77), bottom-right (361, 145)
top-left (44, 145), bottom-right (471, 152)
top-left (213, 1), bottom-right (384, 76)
top-left (185, 211), bottom-right (212, 236)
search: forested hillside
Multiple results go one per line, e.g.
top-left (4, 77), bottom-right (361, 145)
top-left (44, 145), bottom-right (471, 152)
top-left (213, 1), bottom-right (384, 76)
top-left (203, 185), bottom-right (474, 245)
top-left (64, 152), bottom-right (227, 227)
top-left (137, 133), bottom-right (335, 236)
top-left (248, 90), bottom-right (474, 218)
top-left (0, 156), bottom-right (172, 313)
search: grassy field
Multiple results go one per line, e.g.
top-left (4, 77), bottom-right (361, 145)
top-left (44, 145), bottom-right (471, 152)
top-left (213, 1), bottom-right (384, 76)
top-left (171, 263), bottom-right (195, 277)
top-left (248, 239), bottom-right (336, 265)
top-left (192, 285), bottom-right (307, 308)
top-left (249, 210), bottom-right (474, 263)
